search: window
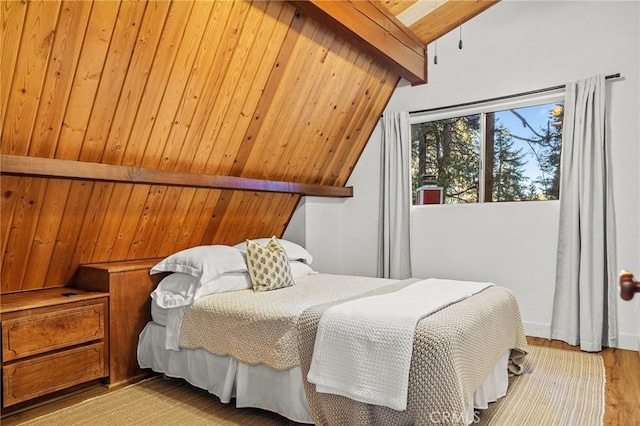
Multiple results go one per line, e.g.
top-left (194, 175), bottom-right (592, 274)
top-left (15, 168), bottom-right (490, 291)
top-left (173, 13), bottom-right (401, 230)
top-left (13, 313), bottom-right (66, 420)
top-left (411, 97), bottom-right (564, 205)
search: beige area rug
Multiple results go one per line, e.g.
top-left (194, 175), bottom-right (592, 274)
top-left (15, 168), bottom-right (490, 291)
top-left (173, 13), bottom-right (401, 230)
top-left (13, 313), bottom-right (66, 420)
top-left (20, 346), bottom-right (604, 426)
top-left (476, 345), bottom-right (605, 426)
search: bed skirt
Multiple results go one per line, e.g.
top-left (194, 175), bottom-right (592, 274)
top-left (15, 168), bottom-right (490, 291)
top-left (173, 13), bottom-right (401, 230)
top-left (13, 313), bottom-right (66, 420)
top-left (137, 321), bottom-right (509, 425)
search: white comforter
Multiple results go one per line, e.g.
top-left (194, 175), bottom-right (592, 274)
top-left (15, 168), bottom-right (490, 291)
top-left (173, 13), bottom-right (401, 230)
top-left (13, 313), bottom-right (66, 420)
top-left (306, 278), bottom-right (493, 411)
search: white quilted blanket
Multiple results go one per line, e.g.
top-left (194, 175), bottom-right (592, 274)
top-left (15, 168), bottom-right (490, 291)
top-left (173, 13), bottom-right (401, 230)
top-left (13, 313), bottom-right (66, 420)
top-left (306, 278), bottom-right (493, 411)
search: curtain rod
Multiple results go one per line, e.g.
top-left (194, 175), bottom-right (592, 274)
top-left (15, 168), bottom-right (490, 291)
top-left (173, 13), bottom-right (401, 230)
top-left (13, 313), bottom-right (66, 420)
top-left (408, 73), bottom-right (621, 116)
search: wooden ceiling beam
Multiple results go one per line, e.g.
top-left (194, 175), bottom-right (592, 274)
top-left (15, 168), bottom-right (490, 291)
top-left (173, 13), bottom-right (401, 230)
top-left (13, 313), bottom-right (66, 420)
top-left (288, 0), bottom-right (427, 85)
top-left (0, 154), bottom-right (353, 198)
top-left (409, 0), bottom-right (500, 45)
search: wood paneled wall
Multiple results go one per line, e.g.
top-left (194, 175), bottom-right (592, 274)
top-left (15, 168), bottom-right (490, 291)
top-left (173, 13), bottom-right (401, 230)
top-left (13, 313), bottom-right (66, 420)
top-left (0, 0), bottom-right (398, 292)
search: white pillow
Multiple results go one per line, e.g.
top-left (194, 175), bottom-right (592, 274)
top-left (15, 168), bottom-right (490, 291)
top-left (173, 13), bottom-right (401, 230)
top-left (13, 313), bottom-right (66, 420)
top-left (150, 245), bottom-right (247, 285)
top-left (234, 237), bottom-right (313, 265)
top-left (151, 273), bottom-right (199, 308)
top-left (151, 271), bottom-right (252, 308)
top-left (290, 260), bottom-right (315, 279)
top-left (198, 272), bottom-right (252, 298)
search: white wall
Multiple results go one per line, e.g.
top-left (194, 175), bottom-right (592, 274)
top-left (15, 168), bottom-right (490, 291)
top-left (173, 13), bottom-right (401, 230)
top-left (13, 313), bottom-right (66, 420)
top-left (287, 0), bottom-right (640, 350)
top-left (284, 125), bottom-right (383, 277)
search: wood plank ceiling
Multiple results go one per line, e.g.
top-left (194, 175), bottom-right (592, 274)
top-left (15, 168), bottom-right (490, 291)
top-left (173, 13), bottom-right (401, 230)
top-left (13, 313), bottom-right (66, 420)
top-left (0, 0), bottom-right (497, 292)
top-left (381, 0), bottom-right (499, 45)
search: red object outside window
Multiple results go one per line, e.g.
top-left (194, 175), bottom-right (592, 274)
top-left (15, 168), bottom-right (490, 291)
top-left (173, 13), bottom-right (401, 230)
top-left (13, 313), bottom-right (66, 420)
top-left (416, 186), bottom-right (443, 204)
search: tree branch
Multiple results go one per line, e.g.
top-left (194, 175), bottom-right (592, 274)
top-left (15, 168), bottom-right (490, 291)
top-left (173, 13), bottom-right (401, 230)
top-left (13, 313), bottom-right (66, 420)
top-left (509, 109), bottom-right (547, 140)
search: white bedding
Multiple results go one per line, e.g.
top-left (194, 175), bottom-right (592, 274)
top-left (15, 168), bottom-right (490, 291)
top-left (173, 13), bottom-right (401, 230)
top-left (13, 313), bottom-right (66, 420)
top-left (138, 321), bottom-right (314, 423)
top-left (151, 299), bottom-right (188, 351)
top-left (307, 278), bottom-right (494, 411)
top-left (151, 300), bottom-right (168, 325)
top-left (137, 321), bottom-right (509, 425)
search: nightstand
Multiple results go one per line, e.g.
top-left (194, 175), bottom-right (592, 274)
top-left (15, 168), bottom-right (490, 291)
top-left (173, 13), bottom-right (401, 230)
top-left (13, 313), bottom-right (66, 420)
top-left (1, 288), bottom-right (109, 408)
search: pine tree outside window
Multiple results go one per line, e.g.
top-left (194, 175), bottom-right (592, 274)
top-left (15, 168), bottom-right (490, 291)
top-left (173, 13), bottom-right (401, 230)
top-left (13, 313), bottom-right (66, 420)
top-left (410, 94), bottom-right (564, 205)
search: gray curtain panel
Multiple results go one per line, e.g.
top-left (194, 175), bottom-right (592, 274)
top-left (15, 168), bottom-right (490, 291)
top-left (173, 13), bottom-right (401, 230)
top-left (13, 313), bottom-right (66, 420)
top-left (378, 111), bottom-right (412, 280)
top-left (551, 75), bottom-right (618, 352)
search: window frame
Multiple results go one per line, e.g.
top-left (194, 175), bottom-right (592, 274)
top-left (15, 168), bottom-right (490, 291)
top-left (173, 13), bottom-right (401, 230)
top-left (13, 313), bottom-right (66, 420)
top-left (409, 90), bottom-right (565, 204)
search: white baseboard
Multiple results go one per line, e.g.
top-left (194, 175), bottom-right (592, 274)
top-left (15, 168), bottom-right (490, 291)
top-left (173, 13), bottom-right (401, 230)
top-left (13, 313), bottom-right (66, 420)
top-left (617, 333), bottom-right (640, 351)
top-left (523, 321), bottom-right (639, 351)
top-left (524, 321), bottom-right (550, 339)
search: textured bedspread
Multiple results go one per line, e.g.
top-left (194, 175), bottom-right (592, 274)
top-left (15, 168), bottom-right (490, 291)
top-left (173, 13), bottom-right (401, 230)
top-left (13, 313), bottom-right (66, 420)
top-left (178, 273), bottom-right (397, 370)
top-left (297, 279), bottom-right (528, 426)
top-left (308, 279), bottom-right (494, 411)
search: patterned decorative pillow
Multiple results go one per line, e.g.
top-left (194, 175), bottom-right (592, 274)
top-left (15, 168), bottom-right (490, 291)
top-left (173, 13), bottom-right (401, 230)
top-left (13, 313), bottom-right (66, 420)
top-left (246, 237), bottom-right (294, 292)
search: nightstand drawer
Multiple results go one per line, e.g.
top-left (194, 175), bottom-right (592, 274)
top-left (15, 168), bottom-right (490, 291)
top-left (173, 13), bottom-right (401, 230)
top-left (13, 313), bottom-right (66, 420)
top-left (2, 342), bottom-right (106, 406)
top-left (2, 303), bottom-right (106, 361)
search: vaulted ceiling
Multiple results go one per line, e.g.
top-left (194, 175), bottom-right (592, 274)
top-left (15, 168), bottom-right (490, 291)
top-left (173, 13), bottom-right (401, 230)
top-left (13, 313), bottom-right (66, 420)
top-left (381, 0), bottom-right (498, 45)
top-left (1, 0), bottom-right (498, 292)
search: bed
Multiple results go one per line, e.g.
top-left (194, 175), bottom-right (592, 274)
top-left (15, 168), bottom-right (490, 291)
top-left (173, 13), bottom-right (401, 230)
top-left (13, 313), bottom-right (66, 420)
top-left (137, 239), bottom-right (528, 425)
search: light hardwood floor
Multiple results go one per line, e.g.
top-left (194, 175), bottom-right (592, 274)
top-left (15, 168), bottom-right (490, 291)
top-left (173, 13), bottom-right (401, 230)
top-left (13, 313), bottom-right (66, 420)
top-left (526, 336), bottom-right (640, 426)
top-left (2, 337), bottom-right (638, 425)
